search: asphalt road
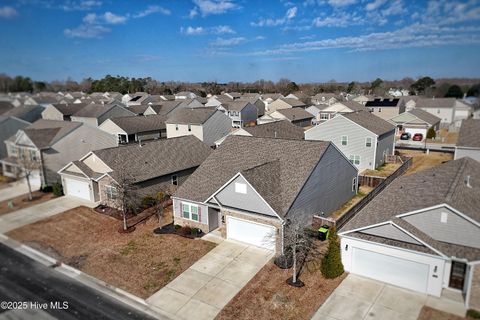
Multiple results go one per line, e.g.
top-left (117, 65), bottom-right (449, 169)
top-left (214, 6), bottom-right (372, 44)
top-left (0, 243), bottom-right (157, 320)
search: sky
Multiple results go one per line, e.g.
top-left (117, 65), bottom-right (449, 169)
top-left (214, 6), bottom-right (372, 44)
top-left (0, 0), bottom-right (480, 83)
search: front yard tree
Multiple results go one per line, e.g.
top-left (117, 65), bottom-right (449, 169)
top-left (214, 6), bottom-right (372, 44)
top-left (320, 227), bottom-right (344, 279)
top-left (426, 127), bottom-right (436, 139)
top-left (15, 153), bottom-right (40, 201)
top-left (114, 170), bottom-right (139, 231)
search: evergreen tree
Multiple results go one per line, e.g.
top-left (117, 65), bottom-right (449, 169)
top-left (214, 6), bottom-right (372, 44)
top-left (321, 227), bottom-right (344, 279)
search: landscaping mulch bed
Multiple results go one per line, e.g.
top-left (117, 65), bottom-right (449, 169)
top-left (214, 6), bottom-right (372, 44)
top-left (0, 191), bottom-right (56, 216)
top-left (7, 206), bottom-right (216, 299)
top-left (154, 223), bottom-right (204, 239)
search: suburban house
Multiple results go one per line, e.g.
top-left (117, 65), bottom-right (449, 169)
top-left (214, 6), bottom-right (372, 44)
top-left (260, 93), bottom-right (284, 109)
top-left (144, 101), bottom-right (183, 116)
top-left (219, 100), bottom-right (258, 128)
top-left (2, 105), bottom-right (44, 123)
top-left (285, 92), bottom-right (310, 102)
top-left (70, 103), bottom-right (134, 126)
top-left (41, 103), bottom-right (87, 121)
top-left (175, 91), bottom-right (197, 100)
top-left (389, 108), bottom-right (441, 136)
top-left (305, 111), bottom-right (396, 171)
top-left (99, 115), bottom-right (167, 144)
top-left (352, 95), bottom-right (373, 105)
top-left (267, 98), bottom-right (306, 113)
top-left (365, 98), bottom-right (405, 120)
top-left (311, 93), bottom-right (339, 106)
top-left (315, 101), bottom-right (366, 123)
top-left (165, 107), bottom-right (231, 147)
top-left (339, 157), bottom-right (480, 310)
top-left (1, 119), bottom-right (117, 186)
top-left (261, 108), bottom-right (314, 127)
top-left (172, 136), bottom-right (358, 252)
top-left (455, 119), bottom-right (480, 162)
top-left (0, 116), bottom-right (30, 161)
top-left (126, 105), bottom-right (150, 116)
top-left (416, 98), bottom-right (472, 129)
top-left (58, 136), bottom-right (211, 204)
top-left (214, 120), bottom-right (305, 147)
top-left (0, 101), bottom-right (15, 115)
top-left (24, 95), bottom-right (58, 107)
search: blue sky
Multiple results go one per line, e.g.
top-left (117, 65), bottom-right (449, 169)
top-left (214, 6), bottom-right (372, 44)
top-left (1, 0), bottom-right (480, 83)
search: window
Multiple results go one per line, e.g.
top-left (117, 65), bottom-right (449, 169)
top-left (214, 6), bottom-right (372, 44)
top-left (341, 135), bottom-right (348, 146)
top-left (29, 150), bottom-right (38, 161)
top-left (235, 182), bottom-right (247, 194)
top-left (320, 113), bottom-right (329, 120)
top-left (172, 174), bottom-right (178, 186)
top-left (10, 145), bottom-right (17, 156)
top-left (106, 186), bottom-right (117, 200)
top-left (441, 212), bottom-right (448, 223)
top-left (378, 108), bottom-right (382, 112)
top-left (118, 134), bottom-right (127, 144)
top-left (182, 203), bottom-right (199, 222)
top-left (175, 124), bottom-right (179, 131)
top-left (352, 177), bottom-right (357, 192)
top-left (366, 137), bottom-right (372, 147)
top-left (349, 155), bottom-right (360, 165)
top-left (188, 124), bottom-right (191, 132)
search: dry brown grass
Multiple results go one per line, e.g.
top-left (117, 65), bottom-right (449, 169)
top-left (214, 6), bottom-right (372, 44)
top-left (361, 162), bottom-right (402, 177)
top-left (399, 150), bottom-right (453, 175)
top-left (418, 306), bottom-right (466, 320)
top-left (330, 185), bottom-right (374, 218)
top-left (216, 259), bottom-right (346, 320)
top-left (0, 191), bottom-right (56, 216)
top-left (7, 206), bottom-right (216, 299)
top-left (428, 128), bottom-right (459, 144)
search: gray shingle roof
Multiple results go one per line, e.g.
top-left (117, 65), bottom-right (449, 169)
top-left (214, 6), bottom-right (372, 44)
top-left (127, 105), bottom-right (150, 115)
top-left (221, 100), bottom-right (252, 112)
top-left (51, 103), bottom-right (87, 116)
top-left (93, 135), bottom-right (211, 183)
top-left (416, 97), bottom-right (456, 109)
top-left (342, 111), bottom-right (395, 136)
top-left (174, 136), bottom-right (331, 217)
top-left (72, 103), bottom-right (127, 118)
top-left (3, 105), bottom-right (44, 123)
top-left (340, 101), bottom-right (367, 111)
top-left (148, 101), bottom-right (183, 115)
top-left (166, 107), bottom-right (217, 125)
top-left (109, 115), bottom-right (167, 135)
top-left (243, 120), bottom-right (305, 140)
top-left (341, 157), bottom-right (480, 261)
top-left (0, 101), bottom-right (15, 115)
top-left (408, 108), bottom-right (441, 125)
top-left (23, 119), bottom-right (81, 149)
top-left (276, 108), bottom-right (314, 121)
top-left (457, 119), bottom-right (480, 149)
top-left (281, 98), bottom-right (307, 108)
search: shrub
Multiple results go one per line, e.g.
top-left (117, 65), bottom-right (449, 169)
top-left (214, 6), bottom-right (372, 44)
top-left (141, 195), bottom-right (157, 208)
top-left (191, 228), bottom-right (199, 237)
top-left (178, 226), bottom-right (192, 236)
top-left (41, 185), bottom-right (53, 193)
top-left (156, 191), bottom-right (165, 202)
top-left (52, 183), bottom-right (63, 197)
top-left (467, 309), bottom-right (480, 319)
top-left (320, 227), bottom-right (344, 279)
top-left (174, 224), bottom-right (181, 230)
top-left (426, 127), bottom-right (436, 139)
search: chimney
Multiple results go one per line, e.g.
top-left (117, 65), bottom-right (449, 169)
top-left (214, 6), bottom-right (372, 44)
top-left (465, 175), bottom-right (472, 188)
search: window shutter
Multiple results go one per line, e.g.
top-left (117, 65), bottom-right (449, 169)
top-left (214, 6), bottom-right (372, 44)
top-left (177, 201), bottom-right (182, 217)
top-left (198, 206), bottom-right (202, 222)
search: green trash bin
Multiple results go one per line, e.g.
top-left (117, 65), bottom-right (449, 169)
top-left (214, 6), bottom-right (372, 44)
top-left (318, 225), bottom-right (330, 241)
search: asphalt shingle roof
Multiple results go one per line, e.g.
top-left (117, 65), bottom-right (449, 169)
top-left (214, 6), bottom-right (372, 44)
top-left (166, 107), bottom-right (217, 125)
top-left (408, 108), bottom-right (441, 125)
top-left (416, 97), bottom-right (456, 109)
top-left (108, 115), bottom-right (167, 134)
top-left (276, 108), bottom-right (313, 121)
top-left (457, 119), bottom-right (480, 149)
top-left (242, 120), bottom-right (305, 140)
top-left (342, 111), bottom-right (395, 136)
top-left (23, 119), bottom-right (81, 149)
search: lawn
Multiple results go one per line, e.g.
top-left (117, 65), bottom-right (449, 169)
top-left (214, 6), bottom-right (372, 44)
top-left (330, 185), bottom-right (373, 219)
top-left (398, 150), bottom-right (453, 175)
top-left (418, 306), bottom-right (466, 320)
top-left (216, 253), bottom-right (346, 320)
top-left (7, 206), bottom-right (216, 299)
top-left (361, 162), bottom-right (402, 177)
top-left (0, 191), bottom-right (55, 216)
top-left (428, 128), bottom-right (459, 144)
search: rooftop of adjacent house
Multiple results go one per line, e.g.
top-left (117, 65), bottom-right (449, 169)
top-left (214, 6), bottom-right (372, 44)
top-left (221, 100), bottom-right (252, 112)
top-left (261, 93), bottom-right (283, 100)
top-left (341, 157), bottom-right (480, 260)
top-left (457, 119), bottom-right (480, 149)
top-left (336, 101), bottom-right (367, 111)
top-left (312, 93), bottom-right (339, 100)
top-left (127, 104), bottom-right (150, 115)
top-left (22, 119), bottom-right (81, 149)
top-left (408, 108), bottom-right (441, 125)
top-left (72, 103), bottom-right (124, 118)
top-left (276, 107), bottom-right (314, 121)
top-left (305, 105), bottom-right (321, 116)
top-left (2, 105), bottom-right (44, 122)
top-left (166, 107), bottom-right (217, 125)
top-left (242, 120), bottom-right (305, 140)
top-left (175, 136), bottom-right (331, 217)
top-left (148, 101), bottom-right (183, 115)
top-left (51, 103), bottom-right (88, 116)
top-left (280, 98), bottom-right (307, 107)
top-left (0, 101), bottom-right (15, 115)
top-left (342, 111), bottom-right (395, 135)
top-left (31, 96), bottom-right (59, 104)
top-left (415, 97), bottom-right (456, 109)
top-left (108, 115), bottom-right (167, 134)
top-left (92, 135), bottom-right (211, 183)
top-left (365, 98), bottom-right (401, 107)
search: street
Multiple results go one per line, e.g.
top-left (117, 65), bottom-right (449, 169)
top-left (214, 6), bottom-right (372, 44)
top-left (0, 243), bottom-right (156, 320)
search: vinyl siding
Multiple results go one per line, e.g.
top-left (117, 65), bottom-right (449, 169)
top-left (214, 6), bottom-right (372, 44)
top-left (240, 103), bottom-right (258, 123)
top-left (173, 198), bottom-right (209, 225)
top-left (0, 118), bottom-right (29, 159)
top-left (454, 147), bottom-right (480, 162)
top-left (287, 143), bottom-right (358, 227)
top-left (70, 116), bottom-right (98, 127)
top-left (98, 120), bottom-right (127, 136)
top-left (166, 123), bottom-right (203, 142)
top-left (369, 106), bottom-right (403, 121)
top-left (375, 131), bottom-right (395, 168)
top-left (402, 207), bottom-right (480, 249)
top-left (420, 107), bottom-right (454, 124)
top-left (202, 111), bottom-right (232, 147)
top-left (41, 106), bottom-right (64, 121)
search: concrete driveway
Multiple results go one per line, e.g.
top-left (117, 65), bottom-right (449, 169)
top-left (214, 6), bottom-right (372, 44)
top-left (147, 240), bottom-right (273, 320)
top-left (0, 196), bottom-right (96, 233)
top-left (312, 274), bottom-right (466, 320)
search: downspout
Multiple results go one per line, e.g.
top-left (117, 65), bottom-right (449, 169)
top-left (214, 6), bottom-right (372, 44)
top-left (40, 149), bottom-right (47, 187)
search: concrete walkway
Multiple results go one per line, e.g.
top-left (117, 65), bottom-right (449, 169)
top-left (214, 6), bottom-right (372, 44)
top-left (0, 196), bottom-right (96, 233)
top-left (147, 240), bottom-right (273, 320)
top-left (0, 177), bottom-right (41, 202)
top-left (312, 274), bottom-right (466, 320)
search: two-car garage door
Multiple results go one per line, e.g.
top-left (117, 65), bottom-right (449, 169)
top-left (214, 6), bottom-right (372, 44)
top-left (64, 178), bottom-right (91, 201)
top-left (226, 216), bottom-right (276, 251)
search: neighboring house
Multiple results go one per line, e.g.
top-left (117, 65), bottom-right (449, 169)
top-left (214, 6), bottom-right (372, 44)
top-left (144, 101), bottom-right (183, 116)
top-left (2, 105), bottom-right (44, 123)
top-left (172, 135), bottom-right (358, 252)
top-left (24, 96), bottom-right (58, 106)
top-left (455, 119), bottom-right (480, 162)
top-left (305, 105), bottom-right (321, 119)
top-left (416, 98), bottom-right (472, 128)
top-left (175, 91), bottom-right (197, 100)
top-left (311, 93), bottom-right (338, 106)
top-left (305, 111), bottom-right (396, 171)
top-left (166, 108), bottom-right (231, 147)
top-left (0, 101), bottom-right (15, 115)
top-left (389, 109), bottom-right (441, 136)
top-left (399, 95), bottom-right (421, 111)
top-left (1, 119), bottom-right (117, 186)
top-left (365, 98), bottom-right (405, 120)
top-left (285, 92), bottom-right (310, 102)
top-left (219, 100), bottom-right (258, 128)
top-left (339, 157), bottom-right (480, 310)
top-left (41, 103), bottom-right (87, 121)
top-left (267, 98), bottom-right (306, 113)
top-left (126, 105), bottom-right (150, 116)
top-left (58, 136), bottom-right (211, 204)
top-left (70, 103), bottom-right (134, 126)
top-left (0, 116), bottom-right (30, 161)
top-left (315, 101), bottom-right (366, 123)
top-left (214, 120), bottom-right (304, 147)
top-left (353, 95), bottom-right (373, 105)
top-left (99, 115), bottom-right (167, 144)
top-left (266, 108), bottom-right (314, 127)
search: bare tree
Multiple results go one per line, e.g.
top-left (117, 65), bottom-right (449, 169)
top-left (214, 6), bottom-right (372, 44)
top-left (15, 152), bottom-right (41, 201)
top-left (112, 168), bottom-right (139, 231)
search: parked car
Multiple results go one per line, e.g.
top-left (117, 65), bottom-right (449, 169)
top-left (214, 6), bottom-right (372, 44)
top-left (412, 133), bottom-right (423, 141)
top-left (400, 132), bottom-right (411, 140)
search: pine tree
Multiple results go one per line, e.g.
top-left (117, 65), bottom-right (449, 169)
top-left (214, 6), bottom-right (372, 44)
top-left (426, 127), bottom-right (436, 139)
top-left (321, 227), bottom-right (344, 279)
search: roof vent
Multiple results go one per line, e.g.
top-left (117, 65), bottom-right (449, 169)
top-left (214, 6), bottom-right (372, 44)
top-left (465, 175), bottom-right (472, 188)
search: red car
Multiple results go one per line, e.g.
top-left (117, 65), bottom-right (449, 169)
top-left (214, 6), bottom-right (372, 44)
top-left (412, 133), bottom-right (423, 141)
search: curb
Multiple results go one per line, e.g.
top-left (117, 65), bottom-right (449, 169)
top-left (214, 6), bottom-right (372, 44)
top-left (0, 234), bottom-right (173, 320)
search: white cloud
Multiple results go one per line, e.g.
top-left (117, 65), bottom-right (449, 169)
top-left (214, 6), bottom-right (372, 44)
top-left (64, 10), bottom-right (128, 38)
top-left (191, 0), bottom-right (238, 17)
top-left (189, 7), bottom-right (198, 18)
top-left (181, 25), bottom-right (235, 35)
top-left (181, 26), bottom-right (205, 35)
top-left (212, 25), bottom-right (235, 34)
top-left (251, 6), bottom-right (298, 27)
top-left (64, 24), bottom-right (110, 38)
top-left (381, 0), bottom-right (405, 16)
top-left (211, 37), bottom-right (246, 46)
top-left (133, 5), bottom-right (171, 18)
top-left (327, 0), bottom-right (357, 7)
top-left (103, 12), bottom-right (127, 24)
top-left (365, 0), bottom-right (386, 11)
top-left (0, 6), bottom-right (18, 18)
top-left (61, 0), bottom-right (102, 11)
top-left (313, 11), bottom-right (363, 27)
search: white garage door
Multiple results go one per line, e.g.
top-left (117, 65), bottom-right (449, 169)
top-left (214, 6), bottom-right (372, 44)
top-left (65, 178), bottom-right (91, 201)
top-left (352, 248), bottom-right (429, 293)
top-left (405, 127), bottom-right (426, 137)
top-left (226, 216), bottom-right (275, 251)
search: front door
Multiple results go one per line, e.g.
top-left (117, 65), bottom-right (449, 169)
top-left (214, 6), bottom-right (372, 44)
top-left (449, 261), bottom-right (467, 290)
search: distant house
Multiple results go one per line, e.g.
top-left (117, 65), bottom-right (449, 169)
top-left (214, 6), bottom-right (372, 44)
top-left (2, 105), bottom-right (44, 123)
top-left (315, 101), bottom-right (366, 123)
top-left (339, 157), bottom-right (480, 310)
top-left (365, 98), bottom-right (405, 121)
top-left (126, 104), bottom-right (150, 116)
top-left (175, 91), bottom-right (197, 100)
top-left (267, 98), bottom-right (306, 113)
top-left (454, 119), bottom-right (480, 162)
top-left (218, 100), bottom-right (258, 128)
top-left (172, 135), bottom-right (358, 251)
top-left (305, 105), bottom-right (321, 119)
top-left (126, 93), bottom-right (151, 107)
top-left (311, 93), bottom-right (338, 106)
top-left (24, 95), bottom-right (59, 107)
top-left (99, 115), bottom-right (167, 144)
top-left (416, 98), bottom-right (472, 128)
top-left (214, 120), bottom-right (304, 147)
top-left (305, 111), bottom-right (395, 171)
top-left (352, 94), bottom-right (372, 105)
top-left (1, 119), bottom-right (117, 186)
top-left (265, 108), bottom-right (314, 127)
top-left (41, 103), bottom-right (87, 121)
top-left (285, 92), bottom-right (310, 102)
top-left (389, 109), bottom-right (441, 136)
top-left (144, 101), bottom-right (183, 116)
top-left (70, 103), bottom-right (134, 126)
top-left (58, 136), bottom-right (211, 204)
top-left (165, 108), bottom-right (231, 147)
top-left (0, 116), bottom-right (30, 161)
top-left (0, 101), bottom-right (15, 115)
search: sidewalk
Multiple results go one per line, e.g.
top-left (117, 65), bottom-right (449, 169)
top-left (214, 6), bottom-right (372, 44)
top-left (0, 177), bottom-right (41, 202)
